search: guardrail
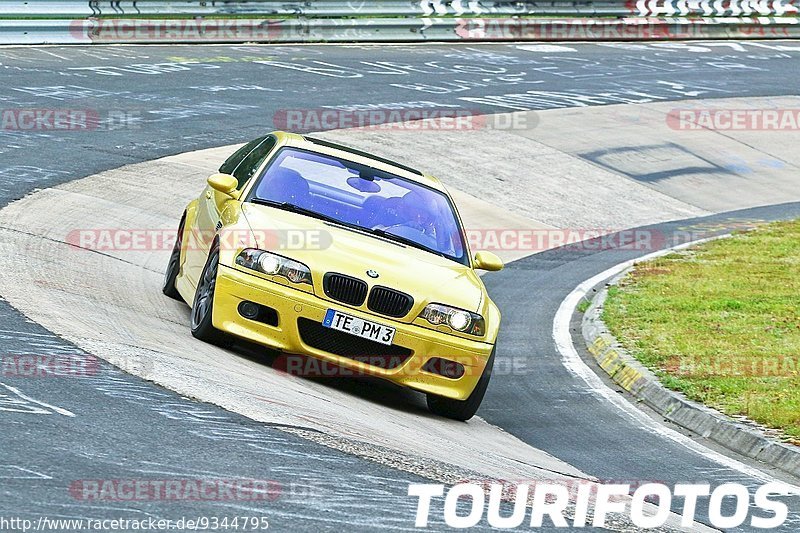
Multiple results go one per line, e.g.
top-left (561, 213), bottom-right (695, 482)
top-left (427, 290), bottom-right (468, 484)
top-left (3, 1), bottom-right (799, 17)
top-left (1, 1), bottom-right (799, 44)
top-left (0, 1), bottom-right (651, 17)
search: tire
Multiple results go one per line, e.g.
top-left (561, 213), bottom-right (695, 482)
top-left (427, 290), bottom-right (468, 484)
top-left (190, 242), bottom-right (231, 347)
top-left (426, 348), bottom-right (495, 421)
top-left (162, 215), bottom-right (185, 301)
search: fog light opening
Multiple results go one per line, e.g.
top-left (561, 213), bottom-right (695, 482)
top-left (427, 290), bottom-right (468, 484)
top-left (422, 357), bottom-right (465, 380)
top-left (238, 301), bottom-right (260, 320)
top-left (237, 301), bottom-right (279, 326)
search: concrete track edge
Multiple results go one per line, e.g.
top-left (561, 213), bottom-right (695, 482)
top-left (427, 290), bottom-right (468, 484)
top-left (562, 237), bottom-right (800, 481)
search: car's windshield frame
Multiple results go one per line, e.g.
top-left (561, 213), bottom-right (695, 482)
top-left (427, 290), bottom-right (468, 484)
top-left (244, 146), bottom-right (470, 266)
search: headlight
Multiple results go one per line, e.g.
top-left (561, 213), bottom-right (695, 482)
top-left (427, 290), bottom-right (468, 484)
top-left (236, 249), bottom-right (312, 286)
top-left (418, 303), bottom-right (485, 336)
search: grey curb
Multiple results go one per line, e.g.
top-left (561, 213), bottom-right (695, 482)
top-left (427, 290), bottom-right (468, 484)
top-left (581, 271), bottom-right (800, 480)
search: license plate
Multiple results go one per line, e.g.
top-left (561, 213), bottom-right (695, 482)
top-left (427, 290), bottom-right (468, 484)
top-left (322, 309), bottom-right (396, 346)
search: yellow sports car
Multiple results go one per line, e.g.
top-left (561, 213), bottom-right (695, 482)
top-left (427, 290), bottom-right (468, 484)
top-left (163, 131), bottom-right (503, 420)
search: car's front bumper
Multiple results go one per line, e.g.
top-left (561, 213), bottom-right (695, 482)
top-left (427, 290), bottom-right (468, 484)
top-left (212, 265), bottom-right (494, 400)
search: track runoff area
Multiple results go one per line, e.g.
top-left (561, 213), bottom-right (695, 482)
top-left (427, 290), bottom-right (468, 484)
top-left (1, 41), bottom-right (800, 532)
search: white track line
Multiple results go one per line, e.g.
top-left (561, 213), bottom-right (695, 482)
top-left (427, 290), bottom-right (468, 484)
top-left (0, 382), bottom-right (76, 417)
top-left (552, 237), bottom-right (800, 492)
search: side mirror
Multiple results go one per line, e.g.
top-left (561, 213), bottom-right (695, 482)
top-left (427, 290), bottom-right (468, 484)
top-left (207, 173), bottom-right (239, 198)
top-left (473, 251), bottom-right (504, 272)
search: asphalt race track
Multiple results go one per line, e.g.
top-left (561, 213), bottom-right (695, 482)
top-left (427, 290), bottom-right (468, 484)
top-left (1, 42), bottom-right (800, 531)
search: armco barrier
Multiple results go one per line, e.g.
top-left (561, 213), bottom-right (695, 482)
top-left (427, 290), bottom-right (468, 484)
top-left (0, 1), bottom-right (799, 44)
top-left (2, 1), bottom-right (798, 18)
top-left (0, 19), bottom-right (89, 44)
top-left (48, 17), bottom-right (800, 44)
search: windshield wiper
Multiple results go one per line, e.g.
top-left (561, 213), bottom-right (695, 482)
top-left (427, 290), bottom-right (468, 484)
top-left (249, 198), bottom-right (342, 225)
top-left (370, 228), bottom-right (448, 259)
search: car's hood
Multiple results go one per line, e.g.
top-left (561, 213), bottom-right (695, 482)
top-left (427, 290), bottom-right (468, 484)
top-left (240, 203), bottom-right (484, 316)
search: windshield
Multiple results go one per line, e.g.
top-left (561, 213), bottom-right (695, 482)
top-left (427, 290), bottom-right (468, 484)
top-left (248, 147), bottom-right (468, 264)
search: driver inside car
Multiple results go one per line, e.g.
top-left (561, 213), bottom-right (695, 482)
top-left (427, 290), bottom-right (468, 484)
top-left (370, 190), bottom-right (442, 252)
top-left (399, 191), bottom-right (437, 235)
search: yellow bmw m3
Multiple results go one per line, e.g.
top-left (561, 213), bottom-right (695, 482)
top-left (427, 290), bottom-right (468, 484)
top-left (163, 131), bottom-right (503, 420)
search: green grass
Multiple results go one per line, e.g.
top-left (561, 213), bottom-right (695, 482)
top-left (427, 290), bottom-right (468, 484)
top-left (603, 220), bottom-right (800, 443)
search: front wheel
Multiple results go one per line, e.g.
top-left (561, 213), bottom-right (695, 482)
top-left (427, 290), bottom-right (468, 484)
top-left (162, 215), bottom-right (185, 301)
top-left (426, 348), bottom-right (495, 421)
top-left (190, 243), bottom-right (231, 347)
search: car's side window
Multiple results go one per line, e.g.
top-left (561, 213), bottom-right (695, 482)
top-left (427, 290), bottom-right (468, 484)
top-left (218, 136), bottom-right (266, 177)
top-left (231, 136), bottom-right (277, 189)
